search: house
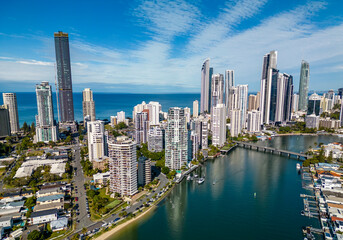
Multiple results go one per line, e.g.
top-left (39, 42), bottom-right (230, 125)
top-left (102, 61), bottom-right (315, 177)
top-left (93, 172), bottom-right (110, 185)
top-left (321, 176), bottom-right (342, 189)
top-left (0, 200), bottom-right (25, 216)
top-left (10, 228), bottom-right (23, 238)
top-left (37, 194), bottom-right (64, 205)
top-left (30, 209), bottom-right (58, 225)
top-left (34, 202), bottom-right (64, 212)
top-left (50, 217), bottom-right (68, 231)
top-left (0, 216), bottom-right (13, 229)
top-left (36, 187), bottom-right (63, 198)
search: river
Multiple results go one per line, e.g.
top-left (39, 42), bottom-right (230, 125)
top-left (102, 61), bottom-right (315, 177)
top-left (110, 135), bottom-right (341, 240)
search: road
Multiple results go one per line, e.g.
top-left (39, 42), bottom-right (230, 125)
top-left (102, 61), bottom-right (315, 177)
top-left (68, 167), bottom-right (170, 238)
top-left (71, 144), bottom-right (93, 231)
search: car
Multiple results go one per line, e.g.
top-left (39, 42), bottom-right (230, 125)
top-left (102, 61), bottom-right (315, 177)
top-left (114, 217), bottom-right (120, 222)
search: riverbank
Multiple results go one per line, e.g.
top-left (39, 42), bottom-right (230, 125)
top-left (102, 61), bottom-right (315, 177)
top-left (93, 205), bottom-right (157, 240)
top-left (92, 182), bottom-right (176, 240)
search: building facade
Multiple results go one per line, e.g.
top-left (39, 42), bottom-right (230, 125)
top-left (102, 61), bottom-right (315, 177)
top-left (230, 109), bottom-right (242, 137)
top-left (54, 31), bottom-right (74, 122)
top-left (135, 111), bottom-right (149, 144)
top-left (138, 156), bottom-right (151, 186)
top-left (2, 93), bottom-right (19, 134)
top-left (0, 106), bottom-right (11, 137)
top-left (35, 82), bottom-right (58, 143)
top-left (108, 136), bottom-right (138, 196)
top-left (193, 100), bottom-right (199, 117)
top-left (165, 108), bottom-right (188, 170)
top-left (200, 59), bottom-right (212, 113)
top-left (82, 88), bottom-right (96, 122)
top-left (211, 104), bottom-right (226, 147)
top-left (148, 125), bottom-right (164, 152)
top-left (247, 110), bottom-right (261, 133)
top-left (211, 73), bottom-right (224, 111)
top-left (298, 60), bottom-right (310, 111)
top-left (87, 120), bottom-right (107, 162)
top-left (307, 93), bottom-right (321, 116)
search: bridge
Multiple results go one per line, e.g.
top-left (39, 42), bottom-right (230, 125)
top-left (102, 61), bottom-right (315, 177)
top-left (233, 141), bottom-right (309, 160)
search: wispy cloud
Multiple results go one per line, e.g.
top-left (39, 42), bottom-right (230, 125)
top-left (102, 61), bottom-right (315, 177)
top-left (133, 0), bottom-right (200, 40)
top-left (0, 0), bottom-right (342, 92)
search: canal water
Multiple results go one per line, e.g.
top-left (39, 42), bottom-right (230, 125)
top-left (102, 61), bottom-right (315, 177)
top-left (111, 135), bottom-right (341, 240)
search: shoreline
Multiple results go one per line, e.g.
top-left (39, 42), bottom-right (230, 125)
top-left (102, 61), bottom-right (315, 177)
top-left (93, 183), bottom-right (176, 240)
top-left (93, 205), bottom-right (157, 240)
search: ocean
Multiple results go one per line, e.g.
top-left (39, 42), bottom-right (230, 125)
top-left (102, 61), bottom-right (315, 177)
top-left (0, 92), bottom-right (200, 126)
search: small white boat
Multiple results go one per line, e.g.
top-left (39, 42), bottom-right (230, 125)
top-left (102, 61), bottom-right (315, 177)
top-left (187, 175), bottom-right (191, 181)
top-left (198, 178), bottom-right (205, 184)
top-left (297, 163), bottom-right (301, 169)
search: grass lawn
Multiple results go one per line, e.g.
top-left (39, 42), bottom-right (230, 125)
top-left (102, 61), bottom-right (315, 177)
top-left (106, 200), bottom-right (121, 209)
top-left (48, 230), bottom-right (67, 239)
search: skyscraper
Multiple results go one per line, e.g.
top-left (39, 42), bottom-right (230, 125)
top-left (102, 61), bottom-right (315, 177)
top-left (211, 74), bottom-right (224, 111)
top-left (165, 107), bottom-right (188, 170)
top-left (108, 136), bottom-right (137, 196)
top-left (200, 59), bottom-right (212, 113)
top-left (292, 94), bottom-right (299, 113)
top-left (211, 104), bottom-right (226, 147)
top-left (338, 88), bottom-right (343, 99)
top-left (230, 109), bottom-right (241, 137)
top-left (227, 86), bottom-right (239, 118)
top-left (54, 31), bottom-right (74, 122)
top-left (35, 82), bottom-right (58, 143)
top-left (248, 94), bottom-right (257, 111)
top-left (247, 110), bottom-right (261, 133)
top-left (2, 93), bottom-right (19, 134)
top-left (135, 112), bottom-right (149, 144)
top-left (298, 60), bottom-right (310, 111)
top-left (193, 100), bottom-right (199, 117)
top-left (260, 50), bottom-right (277, 125)
top-left (82, 88), bottom-right (96, 122)
top-left (237, 85), bottom-right (248, 129)
top-left (307, 93), bottom-right (321, 116)
top-left (87, 120), bottom-right (107, 161)
top-left (0, 106), bottom-right (11, 137)
top-left (225, 70), bottom-right (234, 111)
top-left (148, 125), bottom-right (164, 152)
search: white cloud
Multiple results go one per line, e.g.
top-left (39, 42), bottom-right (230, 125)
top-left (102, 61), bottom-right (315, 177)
top-left (0, 0), bottom-right (342, 92)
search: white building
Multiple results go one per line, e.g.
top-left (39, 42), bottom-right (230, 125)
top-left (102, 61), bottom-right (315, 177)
top-left (147, 101), bottom-right (161, 125)
top-left (135, 111), bottom-right (149, 144)
top-left (225, 70), bottom-right (234, 114)
top-left (117, 111), bottom-right (126, 123)
top-left (292, 94), bottom-right (299, 113)
top-left (148, 125), bottom-right (164, 152)
top-left (93, 172), bottom-right (110, 185)
top-left (230, 109), bottom-right (242, 137)
top-left (211, 73), bottom-right (224, 111)
top-left (82, 88), bottom-right (96, 122)
top-left (247, 110), bottom-right (261, 133)
top-left (138, 156), bottom-right (151, 186)
top-left (165, 107), bottom-right (188, 170)
top-left (227, 86), bottom-right (239, 119)
top-left (237, 85), bottom-right (248, 129)
top-left (30, 209), bottom-right (58, 225)
top-left (305, 114), bottom-right (320, 129)
top-left (193, 100), bottom-right (199, 117)
top-left (108, 136), bottom-right (138, 196)
top-left (184, 107), bottom-right (191, 123)
top-left (212, 104), bottom-right (226, 147)
top-left (2, 93), bottom-right (19, 134)
top-left (35, 82), bottom-right (58, 142)
top-left (200, 59), bottom-right (211, 113)
top-left (87, 120), bottom-right (107, 162)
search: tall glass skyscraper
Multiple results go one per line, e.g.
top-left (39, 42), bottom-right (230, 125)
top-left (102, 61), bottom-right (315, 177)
top-left (54, 31), bottom-right (74, 122)
top-left (2, 93), bottom-right (19, 134)
top-left (298, 60), bottom-right (310, 111)
top-left (200, 59), bottom-right (213, 113)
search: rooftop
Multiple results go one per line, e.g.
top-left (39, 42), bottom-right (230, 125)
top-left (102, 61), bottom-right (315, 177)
top-left (30, 208), bottom-right (58, 218)
top-left (37, 194), bottom-right (64, 203)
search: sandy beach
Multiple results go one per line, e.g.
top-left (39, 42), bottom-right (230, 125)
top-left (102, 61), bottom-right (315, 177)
top-left (93, 205), bottom-right (156, 240)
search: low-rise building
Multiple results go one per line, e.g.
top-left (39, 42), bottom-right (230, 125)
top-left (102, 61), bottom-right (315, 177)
top-left (33, 202), bottom-right (64, 212)
top-left (0, 200), bottom-right (25, 216)
top-left (37, 194), bottom-right (64, 205)
top-left (50, 217), bottom-right (68, 231)
top-left (30, 209), bottom-right (58, 225)
top-left (36, 187), bottom-right (63, 198)
top-left (93, 172), bottom-right (110, 186)
top-left (0, 216), bottom-right (12, 229)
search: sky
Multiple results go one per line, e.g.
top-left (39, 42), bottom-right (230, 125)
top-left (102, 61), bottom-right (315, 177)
top-left (0, 0), bottom-right (343, 93)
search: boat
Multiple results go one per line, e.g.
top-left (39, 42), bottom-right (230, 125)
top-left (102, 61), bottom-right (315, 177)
top-left (197, 178), bottom-right (205, 184)
top-left (187, 175), bottom-right (191, 181)
top-left (301, 210), bottom-right (305, 216)
top-left (194, 174), bottom-right (198, 178)
top-left (297, 163), bottom-right (301, 169)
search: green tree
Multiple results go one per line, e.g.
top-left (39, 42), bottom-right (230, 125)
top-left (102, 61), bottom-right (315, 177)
top-left (28, 230), bottom-right (43, 240)
top-left (25, 196), bottom-right (36, 209)
top-left (161, 166), bottom-right (170, 175)
top-left (22, 122), bottom-right (29, 133)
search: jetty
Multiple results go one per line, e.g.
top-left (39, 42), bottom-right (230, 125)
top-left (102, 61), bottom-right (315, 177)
top-left (233, 141), bottom-right (310, 160)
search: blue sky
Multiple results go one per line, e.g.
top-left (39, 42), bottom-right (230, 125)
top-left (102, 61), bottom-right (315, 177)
top-left (0, 0), bottom-right (342, 93)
